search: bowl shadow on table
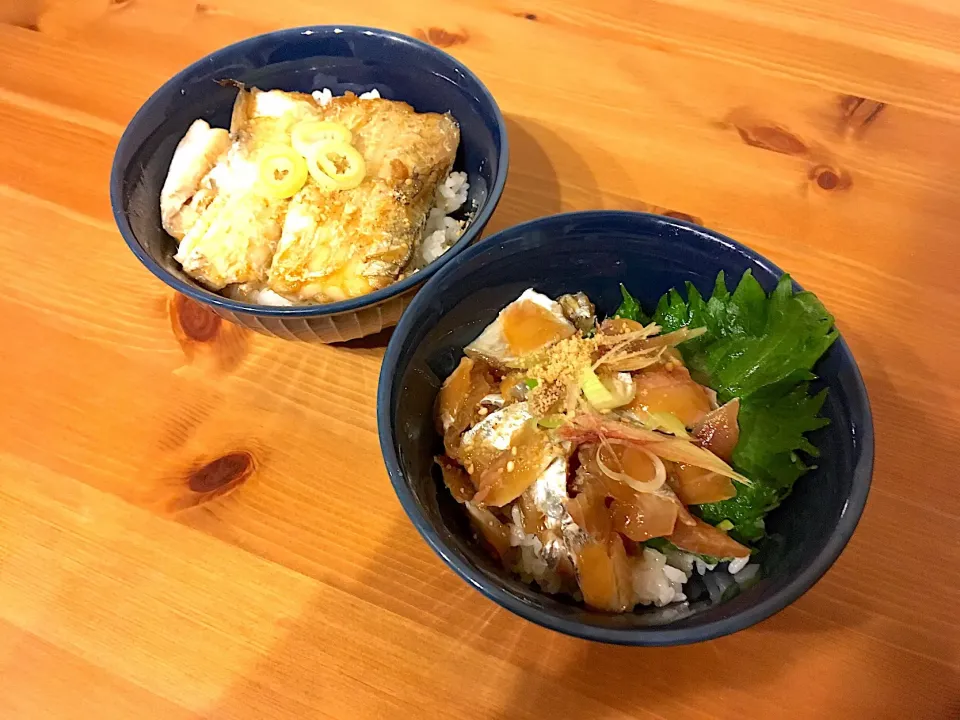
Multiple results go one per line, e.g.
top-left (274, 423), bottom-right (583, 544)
top-left (200, 336), bottom-right (953, 718)
top-left (337, 326), bottom-right (395, 352)
top-left (199, 517), bottom-right (838, 719)
top-left (201, 336), bottom-right (942, 718)
top-left (201, 346), bottom-right (906, 717)
top-left (485, 116), bottom-right (600, 234)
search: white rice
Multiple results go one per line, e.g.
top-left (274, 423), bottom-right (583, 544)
top-left (311, 88), bottom-right (333, 105)
top-left (633, 548), bottom-right (688, 607)
top-left (408, 171), bottom-right (470, 270)
top-left (507, 512), bottom-right (757, 609)
top-left (506, 514), bottom-right (694, 608)
top-left (664, 547), bottom-right (718, 577)
top-left (703, 568), bottom-right (737, 604)
top-left (311, 87), bottom-right (381, 105)
top-left (509, 506), bottom-right (564, 594)
top-left (245, 288), bottom-right (293, 307)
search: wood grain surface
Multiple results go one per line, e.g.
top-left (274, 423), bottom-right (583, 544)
top-left (1, 0), bottom-right (959, 718)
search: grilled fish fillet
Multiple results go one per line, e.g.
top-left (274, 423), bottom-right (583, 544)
top-left (159, 120), bottom-right (230, 240)
top-left (267, 93), bottom-right (460, 302)
top-left (160, 86), bottom-right (460, 301)
top-left (168, 89), bottom-right (322, 290)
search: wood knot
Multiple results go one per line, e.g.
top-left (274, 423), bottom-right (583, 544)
top-left (514, 11), bottom-right (538, 20)
top-left (170, 293), bottom-right (221, 343)
top-left (809, 164), bottom-right (851, 192)
top-left (735, 124), bottom-right (808, 156)
top-left (415, 26), bottom-right (469, 48)
top-left (188, 452), bottom-right (255, 493)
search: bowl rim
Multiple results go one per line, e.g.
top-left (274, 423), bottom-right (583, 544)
top-left (377, 209), bottom-right (875, 645)
top-left (110, 24), bottom-right (509, 317)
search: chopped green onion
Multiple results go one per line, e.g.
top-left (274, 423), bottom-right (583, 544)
top-left (537, 415), bottom-right (566, 429)
top-left (634, 409), bottom-right (690, 439)
top-left (524, 378), bottom-right (539, 389)
top-left (717, 520), bottom-right (734, 532)
top-left (580, 366), bottom-right (617, 410)
top-left (649, 411), bottom-right (690, 438)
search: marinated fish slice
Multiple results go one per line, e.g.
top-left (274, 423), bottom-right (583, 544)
top-left (174, 88), bottom-right (322, 290)
top-left (465, 289), bottom-right (577, 367)
top-left (267, 94), bottom-right (460, 302)
top-left (459, 401), bottom-right (534, 476)
top-left (160, 119), bottom-right (230, 239)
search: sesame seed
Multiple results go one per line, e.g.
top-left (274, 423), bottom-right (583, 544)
top-left (506, 460), bottom-right (515, 472)
top-left (478, 407), bottom-right (488, 416)
top-left (511, 446), bottom-right (518, 456)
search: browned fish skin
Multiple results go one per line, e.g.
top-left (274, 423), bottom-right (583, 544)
top-left (267, 93), bottom-right (460, 302)
top-left (164, 87), bottom-right (460, 301)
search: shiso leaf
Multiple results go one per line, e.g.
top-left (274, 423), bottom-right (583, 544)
top-left (637, 271), bottom-right (838, 542)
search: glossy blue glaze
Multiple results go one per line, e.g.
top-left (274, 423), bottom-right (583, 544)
top-left (111, 26), bottom-right (508, 342)
top-left (378, 210), bottom-right (873, 645)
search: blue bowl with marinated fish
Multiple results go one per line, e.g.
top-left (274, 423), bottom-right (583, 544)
top-left (111, 26), bottom-right (508, 342)
top-left (378, 210), bottom-right (873, 645)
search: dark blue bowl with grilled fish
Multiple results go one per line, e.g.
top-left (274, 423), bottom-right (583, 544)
top-left (378, 210), bottom-right (874, 645)
top-left (111, 25), bottom-right (507, 342)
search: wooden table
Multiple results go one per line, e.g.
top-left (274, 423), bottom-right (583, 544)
top-left (1, 1), bottom-right (958, 717)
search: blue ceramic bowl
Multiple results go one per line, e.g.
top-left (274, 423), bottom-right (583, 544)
top-left (111, 26), bottom-right (508, 342)
top-left (378, 210), bottom-right (873, 645)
